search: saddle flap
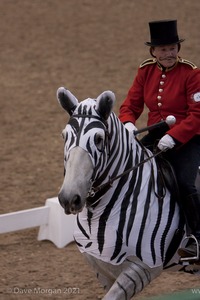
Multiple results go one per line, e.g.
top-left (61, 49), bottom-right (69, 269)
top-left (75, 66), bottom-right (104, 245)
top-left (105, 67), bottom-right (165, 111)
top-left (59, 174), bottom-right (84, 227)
top-left (156, 155), bottom-right (180, 201)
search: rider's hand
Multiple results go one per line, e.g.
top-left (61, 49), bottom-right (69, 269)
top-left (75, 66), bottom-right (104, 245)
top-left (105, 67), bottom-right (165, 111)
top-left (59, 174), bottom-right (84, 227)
top-left (157, 134), bottom-right (176, 151)
top-left (124, 122), bottom-right (138, 132)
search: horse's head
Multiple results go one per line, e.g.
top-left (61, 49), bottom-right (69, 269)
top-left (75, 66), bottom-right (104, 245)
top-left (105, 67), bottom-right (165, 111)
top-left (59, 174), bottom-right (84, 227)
top-left (57, 87), bottom-right (116, 214)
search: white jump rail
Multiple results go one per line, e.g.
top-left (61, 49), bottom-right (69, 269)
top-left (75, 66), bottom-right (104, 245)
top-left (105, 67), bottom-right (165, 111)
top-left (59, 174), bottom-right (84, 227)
top-left (0, 206), bottom-right (49, 233)
top-left (1, 170), bottom-right (199, 248)
top-left (0, 197), bottom-right (75, 248)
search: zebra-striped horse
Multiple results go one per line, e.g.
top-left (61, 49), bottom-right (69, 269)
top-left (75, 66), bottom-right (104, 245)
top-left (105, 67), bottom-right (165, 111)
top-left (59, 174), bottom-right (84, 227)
top-left (57, 87), bottom-right (184, 300)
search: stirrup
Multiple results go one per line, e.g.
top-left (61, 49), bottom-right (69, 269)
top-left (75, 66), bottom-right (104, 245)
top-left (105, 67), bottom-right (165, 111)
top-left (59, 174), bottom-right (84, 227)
top-left (179, 234), bottom-right (200, 262)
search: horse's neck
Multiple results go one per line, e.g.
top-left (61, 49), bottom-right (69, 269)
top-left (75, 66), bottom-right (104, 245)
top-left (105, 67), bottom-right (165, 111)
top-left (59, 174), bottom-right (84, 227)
top-left (108, 114), bottom-right (142, 167)
top-left (92, 115), bottom-right (145, 193)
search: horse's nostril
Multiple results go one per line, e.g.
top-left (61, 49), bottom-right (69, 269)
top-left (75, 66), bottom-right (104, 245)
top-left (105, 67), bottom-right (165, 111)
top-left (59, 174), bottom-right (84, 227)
top-left (72, 195), bottom-right (81, 208)
top-left (58, 191), bottom-right (82, 214)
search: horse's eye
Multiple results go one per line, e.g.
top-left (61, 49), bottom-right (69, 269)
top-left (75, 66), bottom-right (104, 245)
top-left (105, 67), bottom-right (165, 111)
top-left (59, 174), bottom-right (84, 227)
top-left (94, 133), bottom-right (104, 151)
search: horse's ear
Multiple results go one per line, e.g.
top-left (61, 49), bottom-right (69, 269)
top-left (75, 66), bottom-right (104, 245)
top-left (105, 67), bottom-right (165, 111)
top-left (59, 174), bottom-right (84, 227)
top-left (57, 87), bottom-right (78, 116)
top-left (96, 91), bottom-right (115, 120)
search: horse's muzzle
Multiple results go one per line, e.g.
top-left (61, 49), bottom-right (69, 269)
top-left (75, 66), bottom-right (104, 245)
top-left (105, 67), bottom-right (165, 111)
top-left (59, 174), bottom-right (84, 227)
top-left (58, 192), bottom-right (83, 215)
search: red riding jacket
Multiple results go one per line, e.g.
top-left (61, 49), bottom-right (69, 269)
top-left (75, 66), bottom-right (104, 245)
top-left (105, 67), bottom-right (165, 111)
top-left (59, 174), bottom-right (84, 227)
top-left (119, 57), bottom-right (200, 144)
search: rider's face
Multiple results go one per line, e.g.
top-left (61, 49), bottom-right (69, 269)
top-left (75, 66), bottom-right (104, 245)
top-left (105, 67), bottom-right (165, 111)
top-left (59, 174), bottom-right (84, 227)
top-left (152, 44), bottom-right (179, 68)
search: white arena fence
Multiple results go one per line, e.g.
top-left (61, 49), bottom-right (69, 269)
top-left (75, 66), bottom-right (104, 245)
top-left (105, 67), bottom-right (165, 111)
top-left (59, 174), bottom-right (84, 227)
top-left (0, 197), bottom-right (75, 248)
top-left (0, 168), bottom-right (199, 248)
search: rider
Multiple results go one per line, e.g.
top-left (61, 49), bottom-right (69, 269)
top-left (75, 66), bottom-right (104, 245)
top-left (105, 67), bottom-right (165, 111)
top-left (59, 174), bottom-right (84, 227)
top-left (118, 19), bottom-right (200, 258)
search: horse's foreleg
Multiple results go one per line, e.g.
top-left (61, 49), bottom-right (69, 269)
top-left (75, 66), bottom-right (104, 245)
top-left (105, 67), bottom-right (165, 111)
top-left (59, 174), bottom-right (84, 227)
top-left (83, 253), bottom-right (162, 300)
top-left (103, 260), bottom-right (162, 300)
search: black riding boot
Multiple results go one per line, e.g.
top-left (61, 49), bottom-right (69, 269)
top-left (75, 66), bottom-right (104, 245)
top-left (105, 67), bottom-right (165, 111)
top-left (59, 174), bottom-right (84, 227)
top-left (178, 193), bottom-right (200, 259)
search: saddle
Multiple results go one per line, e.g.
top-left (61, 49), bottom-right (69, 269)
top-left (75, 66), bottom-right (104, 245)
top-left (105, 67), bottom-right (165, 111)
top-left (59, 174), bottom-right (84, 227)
top-left (155, 154), bottom-right (180, 202)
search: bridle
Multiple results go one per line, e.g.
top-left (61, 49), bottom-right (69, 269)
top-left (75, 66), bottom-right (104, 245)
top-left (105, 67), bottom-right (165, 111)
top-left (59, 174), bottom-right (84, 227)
top-left (87, 147), bottom-right (165, 198)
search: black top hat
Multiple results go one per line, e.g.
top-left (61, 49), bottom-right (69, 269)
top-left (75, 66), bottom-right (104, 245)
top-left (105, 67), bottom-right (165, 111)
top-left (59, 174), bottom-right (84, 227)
top-left (145, 20), bottom-right (185, 46)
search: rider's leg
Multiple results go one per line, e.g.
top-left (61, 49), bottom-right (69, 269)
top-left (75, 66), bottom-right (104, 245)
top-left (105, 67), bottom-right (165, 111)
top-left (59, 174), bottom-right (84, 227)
top-left (168, 136), bottom-right (200, 257)
top-left (141, 133), bottom-right (200, 257)
top-left (178, 193), bottom-right (200, 257)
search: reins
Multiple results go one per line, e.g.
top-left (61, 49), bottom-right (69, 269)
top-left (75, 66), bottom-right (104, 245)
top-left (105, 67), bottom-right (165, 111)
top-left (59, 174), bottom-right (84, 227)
top-left (87, 148), bottom-right (164, 198)
top-left (69, 112), bottom-right (166, 200)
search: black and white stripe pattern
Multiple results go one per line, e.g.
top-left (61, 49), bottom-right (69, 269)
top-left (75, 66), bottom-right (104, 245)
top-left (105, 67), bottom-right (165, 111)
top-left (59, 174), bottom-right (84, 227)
top-left (57, 89), bottom-right (182, 299)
